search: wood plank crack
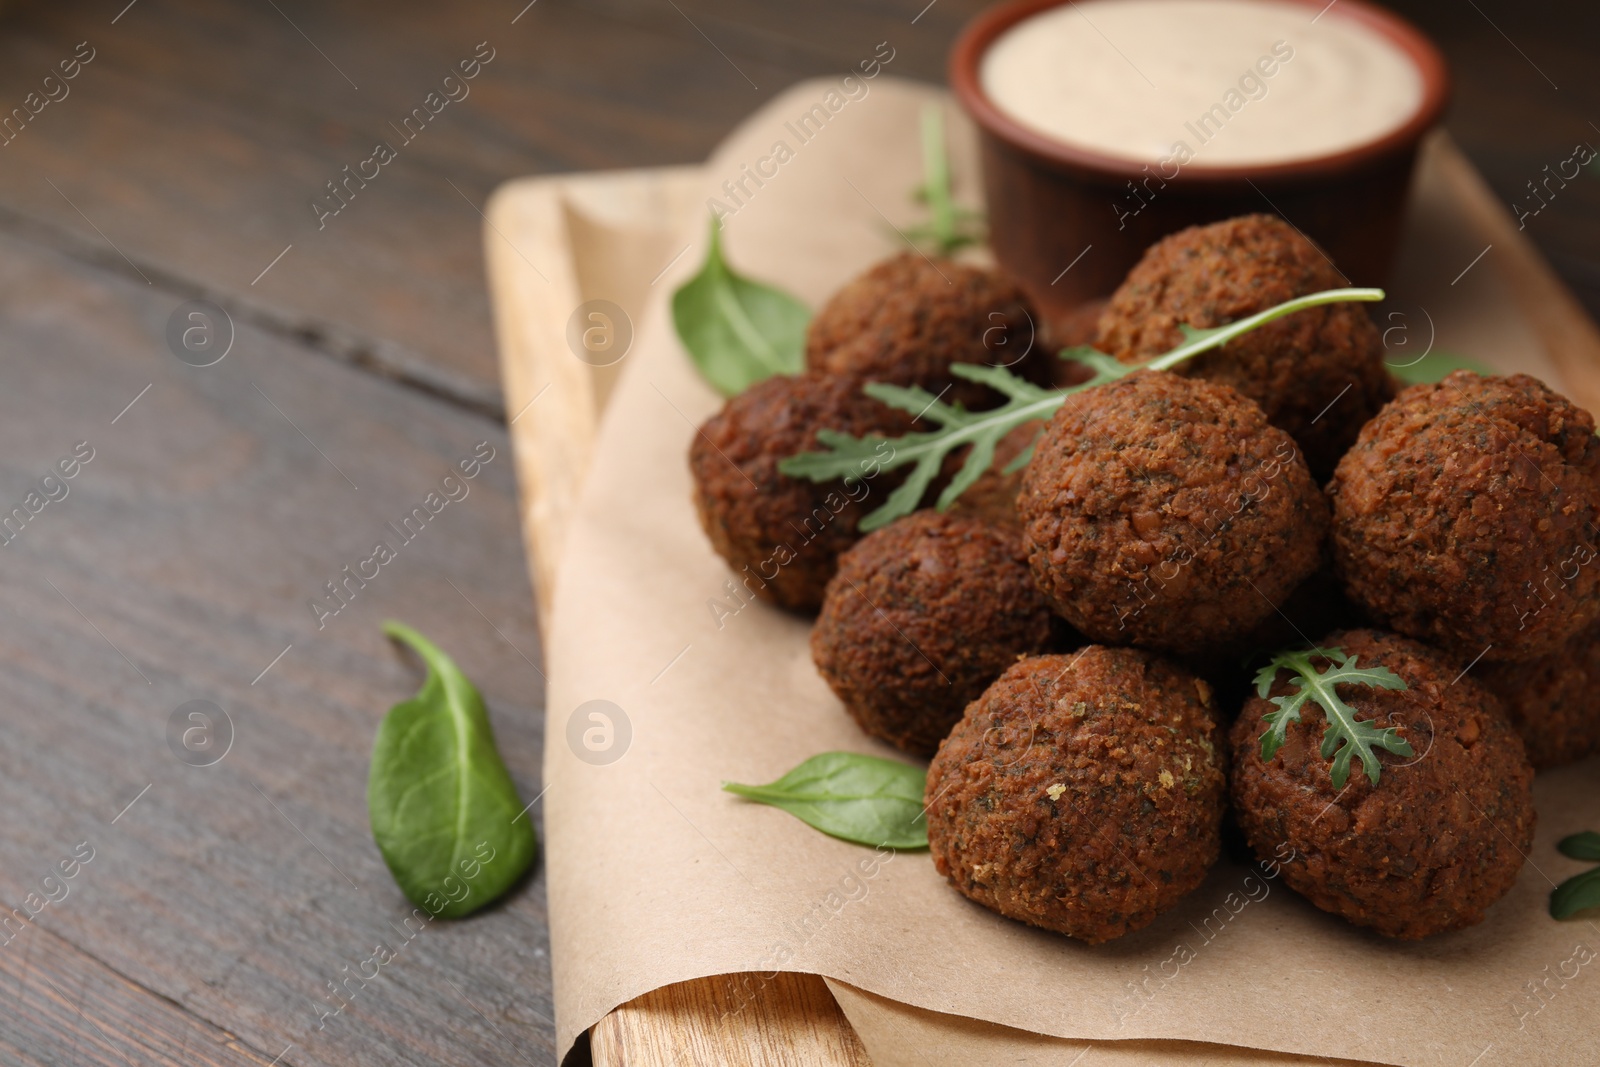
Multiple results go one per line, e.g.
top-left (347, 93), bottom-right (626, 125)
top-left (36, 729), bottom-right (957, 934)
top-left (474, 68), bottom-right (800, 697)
top-left (3, 920), bottom-right (290, 1067)
top-left (0, 200), bottom-right (506, 424)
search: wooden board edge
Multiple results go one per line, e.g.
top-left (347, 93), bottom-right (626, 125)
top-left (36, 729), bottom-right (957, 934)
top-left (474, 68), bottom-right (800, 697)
top-left (590, 972), bottom-right (871, 1067)
top-left (484, 167), bottom-right (871, 1065)
top-left (1431, 133), bottom-right (1600, 413)
top-left (485, 176), bottom-right (599, 631)
top-left (485, 166), bottom-right (707, 631)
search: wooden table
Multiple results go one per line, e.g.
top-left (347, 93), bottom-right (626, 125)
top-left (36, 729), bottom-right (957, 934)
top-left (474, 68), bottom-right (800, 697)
top-left (0, 2), bottom-right (1594, 1066)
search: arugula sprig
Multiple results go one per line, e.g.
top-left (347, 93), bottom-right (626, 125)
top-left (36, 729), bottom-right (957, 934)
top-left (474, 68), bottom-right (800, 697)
top-left (780, 287), bottom-right (1385, 531)
top-left (905, 105), bottom-right (983, 255)
top-left (1254, 647), bottom-right (1412, 789)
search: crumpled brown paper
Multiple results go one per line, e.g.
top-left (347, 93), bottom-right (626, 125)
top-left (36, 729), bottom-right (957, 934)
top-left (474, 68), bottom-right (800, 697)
top-left (543, 76), bottom-right (1600, 1066)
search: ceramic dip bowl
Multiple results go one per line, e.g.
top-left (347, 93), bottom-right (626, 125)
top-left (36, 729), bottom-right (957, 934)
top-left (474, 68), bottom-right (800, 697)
top-left (950, 0), bottom-right (1449, 332)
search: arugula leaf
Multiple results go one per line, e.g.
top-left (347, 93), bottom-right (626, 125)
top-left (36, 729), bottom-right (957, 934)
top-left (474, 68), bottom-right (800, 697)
top-left (905, 104), bottom-right (983, 255)
top-left (1254, 647), bottom-right (1412, 789)
top-left (781, 287), bottom-right (1385, 531)
top-left (1558, 831), bottom-right (1600, 862)
top-left (1551, 867), bottom-right (1600, 920)
top-left (672, 216), bottom-right (811, 397)
top-left (369, 621), bottom-right (537, 918)
top-left (723, 752), bottom-right (928, 849)
top-left (790, 365), bottom-right (1065, 533)
top-left (1389, 350), bottom-right (1492, 385)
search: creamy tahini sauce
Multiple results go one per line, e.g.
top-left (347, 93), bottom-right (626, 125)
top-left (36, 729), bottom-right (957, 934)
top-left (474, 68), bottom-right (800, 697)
top-left (979, 0), bottom-right (1424, 167)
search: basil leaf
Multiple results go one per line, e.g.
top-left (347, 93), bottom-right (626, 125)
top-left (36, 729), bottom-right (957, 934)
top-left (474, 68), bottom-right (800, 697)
top-left (1550, 866), bottom-right (1600, 920)
top-left (1558, 831), bottom-right (1600, 862)
top-left (723, 752), bottom-right (928, 850)
top-left (1388, 350), bottom-right (1491, 385)
top-left (368, 621), bottom-right (537, 918)
top-left (672, 216), bottom-right (810, 397)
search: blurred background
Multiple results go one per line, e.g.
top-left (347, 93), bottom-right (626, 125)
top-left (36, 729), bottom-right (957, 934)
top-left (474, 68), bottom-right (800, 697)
top-left (0, 0), bottom-right (1592, 415)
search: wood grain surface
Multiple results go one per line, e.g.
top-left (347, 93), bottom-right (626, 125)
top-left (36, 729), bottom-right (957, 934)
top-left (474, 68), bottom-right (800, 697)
top-left (0, 228), bottom-right (554, 1067)
top-left (591, 973), bottom-right (870, 1067)
top-left (0, 0), bottom-right (1594, 1065)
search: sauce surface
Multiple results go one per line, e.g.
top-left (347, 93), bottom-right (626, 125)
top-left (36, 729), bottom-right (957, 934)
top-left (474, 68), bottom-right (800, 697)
top-left (979, 0), bottom-right (1424, 167)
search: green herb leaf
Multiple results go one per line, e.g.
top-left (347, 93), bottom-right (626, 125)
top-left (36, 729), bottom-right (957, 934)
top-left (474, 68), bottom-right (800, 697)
top-left (672, 216), bottom-right (810, 396)
top-left (904, 105), bottom-right (983, 255)
top-left (1558, 831), bottom-right (1600, 862)
top-left (369, 621), bottom-right (537, 918)
top-left (785, 366), bottom-right (1064, 533)
top-left (1254, 646), bottom-right (1412, 789)
top-left (782, 287), bottom-right (1385, 531)
top-left (1057, 347), bottom-right (1127, 378)
top-left (1551, 866), bottom-right (1600, 920)
top-left (1140, 290), bottom-right (1388, 371)
top-left (723, 752), bottom-right (928, 849)
top-left (1389, 350), bottom-right (1492, 385)
top-left (1550, 832), bottom-right (1600, 919)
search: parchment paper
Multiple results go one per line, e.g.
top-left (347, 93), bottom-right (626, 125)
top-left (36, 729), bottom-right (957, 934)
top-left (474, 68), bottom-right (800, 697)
top-left (544, 77), bottom-right (1600, 1066)
top-left (827, 980), bottom-right (1383, 1067)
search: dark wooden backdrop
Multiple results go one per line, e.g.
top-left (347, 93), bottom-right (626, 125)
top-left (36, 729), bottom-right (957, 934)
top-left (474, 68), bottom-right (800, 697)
top-left (0, 1), bottom-right (1591, 1065)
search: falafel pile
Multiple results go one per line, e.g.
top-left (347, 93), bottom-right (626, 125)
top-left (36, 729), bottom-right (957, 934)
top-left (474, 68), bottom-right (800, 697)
top-left (693, 214), bottom-right (1598, 945)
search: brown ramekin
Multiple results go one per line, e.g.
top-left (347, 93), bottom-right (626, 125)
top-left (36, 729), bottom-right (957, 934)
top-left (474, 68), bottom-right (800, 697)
top-left (950, 0), bottom-right (1450, 330)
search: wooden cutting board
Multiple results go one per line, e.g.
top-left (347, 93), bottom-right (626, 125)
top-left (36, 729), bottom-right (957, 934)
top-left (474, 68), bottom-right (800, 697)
top-left (483, 135), bottom-right (1600, 1067)
top-left (483, 161), bottom-right (872, 1066)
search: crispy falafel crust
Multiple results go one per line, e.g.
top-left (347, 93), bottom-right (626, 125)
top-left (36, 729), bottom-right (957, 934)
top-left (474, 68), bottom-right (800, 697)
top-left (1329, 371), bottom-right (1600, 661)
top-left (1019, 371), bottom-right (1328, 656)
top-left (1230, 629), bottom-right (1535, 939)
top-left (926, 647), bottom-right (1227, 943)
top-left (1479, 618), bottom-right (1600, 770)
top-left (812, 512), bottom-right (1056, 756)
top-left (690, 373), bottom-right (912, 613)
top-left (1095, 214), bottom-right (1393, 476)
top-left (805, 253), bottom-right (1049, 409)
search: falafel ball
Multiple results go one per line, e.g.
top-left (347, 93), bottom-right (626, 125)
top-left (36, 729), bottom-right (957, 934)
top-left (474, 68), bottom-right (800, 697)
top-left (1018, 370), bottom-right (1328, 657)
top-left (1329, 371), bottom-right (1600, 661)
top-left (805, 253), bottom-right (1050, 409)
top-left (1478, 618), bottom-right (1600, 770)
top-left (690, 372), bottom-right (913, 613)
top-left (1095, 214), bottom-right (1393, 476)
top-left (1230, 629), bottom-right (1535, 939)
top-left (811, 512), bottom-right (1058, 756)
top-left (926, 647), bottom-right (1227, 943)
